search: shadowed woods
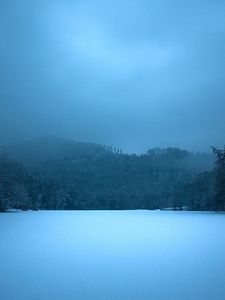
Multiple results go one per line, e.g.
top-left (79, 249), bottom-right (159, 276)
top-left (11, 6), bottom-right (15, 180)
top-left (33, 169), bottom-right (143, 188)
top-left (0, 136), bottom-right (224, 212)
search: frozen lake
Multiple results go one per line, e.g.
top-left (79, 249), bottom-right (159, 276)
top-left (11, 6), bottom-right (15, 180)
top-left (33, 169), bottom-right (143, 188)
top-left (0, 210), bottom-right (225, 300)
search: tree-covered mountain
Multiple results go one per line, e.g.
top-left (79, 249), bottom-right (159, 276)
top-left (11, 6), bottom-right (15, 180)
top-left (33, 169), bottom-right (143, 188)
top-left (0, 135), bottom-right (219, 211)
top-left (3, 135), bottom-right (112, 165)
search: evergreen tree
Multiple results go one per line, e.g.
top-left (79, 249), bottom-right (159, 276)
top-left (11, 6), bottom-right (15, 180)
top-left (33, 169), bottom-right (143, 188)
top-left (212, 147), bottom-right (225, 210)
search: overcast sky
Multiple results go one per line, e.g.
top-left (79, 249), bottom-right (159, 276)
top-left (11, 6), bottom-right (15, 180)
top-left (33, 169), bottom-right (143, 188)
top-left (0, 0), bottom-right (225, 153)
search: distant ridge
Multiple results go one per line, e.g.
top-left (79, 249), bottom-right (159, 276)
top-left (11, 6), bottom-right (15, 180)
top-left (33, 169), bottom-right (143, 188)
top-left (2, 135), bottom-right (111, 165)
top-left (1, 135), bottom-right (214, 172)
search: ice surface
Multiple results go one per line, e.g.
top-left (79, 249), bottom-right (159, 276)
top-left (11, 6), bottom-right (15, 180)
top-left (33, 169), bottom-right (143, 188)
top-left (0, 210), bottom-right (225, 300)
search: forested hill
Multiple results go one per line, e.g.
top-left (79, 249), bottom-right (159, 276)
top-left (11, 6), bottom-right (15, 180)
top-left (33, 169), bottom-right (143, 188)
top-left (0, 136), bottom-right (216, 211)
top-left (3, 135), bottom-right (112, 165)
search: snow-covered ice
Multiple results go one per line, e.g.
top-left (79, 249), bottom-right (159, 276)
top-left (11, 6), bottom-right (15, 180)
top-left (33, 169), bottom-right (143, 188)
top-left (0, 210), bottom-right (225, 300)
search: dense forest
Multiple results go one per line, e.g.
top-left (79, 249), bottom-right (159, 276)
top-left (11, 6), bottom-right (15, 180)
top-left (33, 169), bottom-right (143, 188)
top-left (0, 136), bottom-right (224, 211)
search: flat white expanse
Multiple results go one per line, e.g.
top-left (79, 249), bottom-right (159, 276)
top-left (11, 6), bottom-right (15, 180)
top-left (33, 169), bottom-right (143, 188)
top-left (0, 210), bottom-right (225, 300)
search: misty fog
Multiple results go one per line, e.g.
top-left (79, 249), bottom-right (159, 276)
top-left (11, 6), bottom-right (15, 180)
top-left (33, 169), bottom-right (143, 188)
top-left (1, 0), bottom-right (225, 153)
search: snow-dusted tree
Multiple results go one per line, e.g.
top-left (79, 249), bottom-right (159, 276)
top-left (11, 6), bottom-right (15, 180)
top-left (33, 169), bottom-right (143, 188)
top-left (0, 182), bottom-right (10, 211)
top-left (48, 189), bottom-right (71, 210)
top-left (54, 189), bottom-right (71, 209)
top-left (212, 146), bottom-right (225, 210)
top-left (12, 184), bottom-right (30, 210)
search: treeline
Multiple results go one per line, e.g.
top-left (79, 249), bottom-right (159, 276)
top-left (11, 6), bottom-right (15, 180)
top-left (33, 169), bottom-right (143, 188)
top-left (0, 136), bottom-right (224, 211)
top-left (0, 156), bottom-right (67, 211)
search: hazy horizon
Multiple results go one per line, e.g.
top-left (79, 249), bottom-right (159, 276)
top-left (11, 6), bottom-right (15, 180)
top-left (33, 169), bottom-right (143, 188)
top-left (0, 134), bottom-right (217, 155)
